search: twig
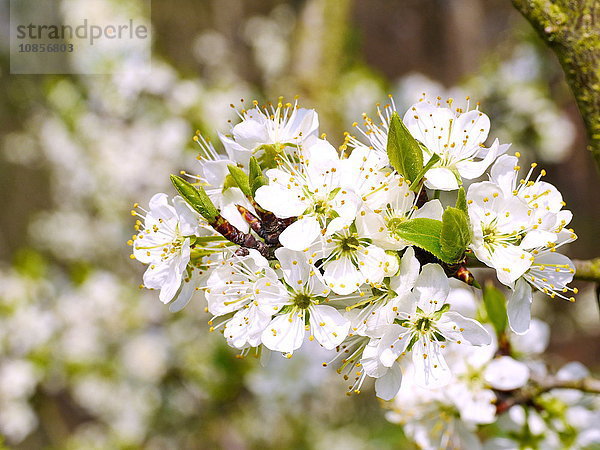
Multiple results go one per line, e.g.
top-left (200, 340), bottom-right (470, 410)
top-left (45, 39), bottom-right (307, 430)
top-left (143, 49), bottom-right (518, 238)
top-left (496, 376), bottom-right (600, 414)
top-left (572, 258), bottom-right (600, 282)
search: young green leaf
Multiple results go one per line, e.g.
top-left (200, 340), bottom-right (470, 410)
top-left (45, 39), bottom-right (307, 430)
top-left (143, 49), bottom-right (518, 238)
top-left (387, 112), bottom-right (424, 183)
top-left (227, 165), bottom-right (252, 197)
top-left (170, 174), bottom-right (219, 223)
top-left (391, 218), bottom-right (448, 262)
top-left (456, 186), bottom-right (468, 215)
top-left (483, 282), bottom-right (508, 335)
top-left (440, 207), bottom-right (471, 263)
top-left (409, 153), bottom-right (441, 192)
top-left (249, 156), bottom-right (268, 196)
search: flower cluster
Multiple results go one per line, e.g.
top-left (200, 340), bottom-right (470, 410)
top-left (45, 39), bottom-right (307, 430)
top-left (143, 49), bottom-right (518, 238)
top-left (131, 96), bottom-right (579, 404)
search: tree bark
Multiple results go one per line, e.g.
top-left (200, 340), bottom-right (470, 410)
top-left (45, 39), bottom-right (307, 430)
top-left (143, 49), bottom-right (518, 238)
top-left (512, 0), bottom-right (600, 172)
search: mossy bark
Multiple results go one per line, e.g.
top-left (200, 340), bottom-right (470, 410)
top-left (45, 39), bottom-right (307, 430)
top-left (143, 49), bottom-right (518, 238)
top-left (512, 0), bottom-right (600, 172)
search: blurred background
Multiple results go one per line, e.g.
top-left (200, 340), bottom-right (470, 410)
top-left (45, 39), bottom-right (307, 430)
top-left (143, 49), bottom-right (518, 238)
top-left (0, 0), bottom-right (598, 448)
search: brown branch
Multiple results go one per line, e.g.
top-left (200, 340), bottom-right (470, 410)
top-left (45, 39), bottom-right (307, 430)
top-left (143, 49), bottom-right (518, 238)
top-left (511, 0), bottom-right (600, 172)
top-left (496, 376), bottom-right (600, 414)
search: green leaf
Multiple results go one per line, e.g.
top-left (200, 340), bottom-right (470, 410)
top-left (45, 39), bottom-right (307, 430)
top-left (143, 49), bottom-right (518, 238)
top-left (392, 218), bottom-right (449, 262)
top-left (170, 174), bottom-right (219, 222)
top-left (440, 207), bottom-right (471, 263)
top-left (387, 112), bottom-right (424, 183)
top-left (483, 282), bottom-right (507, 335)
top-left (249, 156), bottom-right (268, 196)
top-left (409, 153), bottom-right (441, 192)
top-left (456, 187), bottom-right (468, 215)
top-left (227, 165), bottom-right (252, 197)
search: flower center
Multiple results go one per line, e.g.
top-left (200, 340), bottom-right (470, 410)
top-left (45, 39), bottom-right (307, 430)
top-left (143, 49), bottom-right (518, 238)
top-left (481, 222), bottom-right (523, 251)
top-left (293, 292), bottom-right (313, 309)
top-left (312, 199), bottom-right (331, 215)
top-left (414, 316), bottom-right (433, 333)
top-left (339, 235), bottom-right (361, 253)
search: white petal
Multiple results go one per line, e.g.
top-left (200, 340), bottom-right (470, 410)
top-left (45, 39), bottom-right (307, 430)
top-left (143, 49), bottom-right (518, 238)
top-left (413, 263), bottom-right (449, 313)
top-left (375, 363), bottom-right (403, 401)
top-left (309, 305), bottom-right (350, 349)
top-left (519, 230), bottom-right (557, 250)
top-left (303, 138), bottom-right (338, 165)
top-left (490, 245), bottom-right (532, 286)
top-left (412, 199), bottom-right (444, 221)
top-left (218, 133), bottom-right (252, 166)
top-left (361, 340), bottom-right (388, 377)
top-left (199, 159), bottom-right (230, 188)
top-left (274, 247), bottom-right (310, 286)
top-left (403, 102), bottom-right (455, 153)
top-left (423, 167), bottom-right (460, 191)
top-left (484, 356), bottom-right (530, 390)
top-left (412, 339), bottom-right (451, 388)
top-left (173, 196), bottom-right (201, 236)
top-left (148, 193), bottom-right (175, 219)
top-left (389, 247), bottom-right (420, 296)
top-left (490, 154), bottom-right (519, 195)
top-left (507, 277), bottom-right (533, 335)
top-left (451, 109), bottom-right (490, 152)
top-left (556, 361), bottom-right (589, 382)
top-left (254, 184), bottom-right (306, 218)
top-left (278, 216), bottom-right (321, 251)
top-left (225, 306), bottom-right (271, 349)
top-left (356, 245), bottom-right (388, 286)
top-left (324, 257), bottom-right (365, 295)
top-left (253, 277), bottom-right (289, 310)
top-left (378, 324), bottom-right (410, 367)
top-left (456, 138), bottom-right (503, 180)
top-left (232, 115), bottom-right (269, 149)
top-left (437, 312), bottom-right (491, 346)
top-left (261, 312), bottom-right (305, 354)
top-left (366, 292), bottom-right (417, 337)
top-left (169, 271), bottom-right (201, 312)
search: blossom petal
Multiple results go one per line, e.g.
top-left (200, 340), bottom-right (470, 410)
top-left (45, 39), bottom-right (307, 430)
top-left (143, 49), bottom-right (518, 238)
top-left (324, 257), bottom-right (365, 295)
top-left (490, 154), bottom-right (519, 195)
top-left (389, 247), bottom-right (420, 296)
top-left (225, 306), bottom-right (271, 349)
top-left (507, 277), bottom-right (533, 335)
top-left (278, 216), bottom-right (321, 251)
top-left (378, 324), bottom-right (411, 367)
top-left (451, 109), bottom-right (490, 152)
top-left (484, 356), bottom-right (530, 390)
top-left (412, 199), bottom-right (443, 221)
top-left (437, 312), bottom-right (491, 346)
top-left (412, 339), bottom-right (451, 388)
top-left (309, 305), bottom-right (350, 349)
top-left (490, 245), bottom-right (532, 286)
top-left (232, 113), bottom-right (269, 149)
top-left (261, 311), bottom-right (305, 354)
top-left (254, 184), bottom-right (307, 219)
top-left (423, 167), bottom-right (460, 191)
top-left (274, 247), bottom-right (310, 286)
top-left (413, 263), bottom-right (449, 312)
top-left (456, 139), bottom-right (504, 180)
top-left (375, 363), bottom-right (403, 401)
top-left (169, 270), bottom-right (201, 312)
